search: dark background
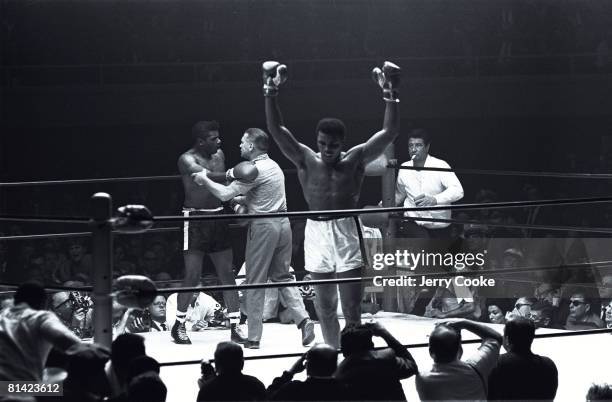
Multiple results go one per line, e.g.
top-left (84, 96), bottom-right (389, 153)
top-left (1, 0), bottom-right (612, 219)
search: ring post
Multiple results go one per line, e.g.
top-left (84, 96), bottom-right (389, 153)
top-left (381, 144), bottom-right (398, 312)
top-left (91, 192), bottom-right (113, 348)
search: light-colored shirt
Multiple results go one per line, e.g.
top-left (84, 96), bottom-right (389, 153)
top-left (165, 292), bottom-right (221, 331)
top-left (416, 338), bottom-right (500, 401)
top-left (0, 303), bottom-right (80, 381)
top-left (395, 155), bottom-right (463, 229)
top-left (234, 154), bottom-right (287, 214)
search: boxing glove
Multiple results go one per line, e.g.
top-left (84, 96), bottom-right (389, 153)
top-left (262, 61), bottom-right (288, 97)
top-left (226, 161), bottom-right (258, 182)
top-left (113, 205), bottom-right (154, 233)
top-left (372, 61), bottom-right (401, 102)
top-left (114, 275), bottom-right (157, 309)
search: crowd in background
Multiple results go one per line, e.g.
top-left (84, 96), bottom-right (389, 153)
top-left (1, 281), bottom-right (611, 401)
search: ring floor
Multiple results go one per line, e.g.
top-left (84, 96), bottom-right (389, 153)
top-left (147, 312), bottom-right (611, 401)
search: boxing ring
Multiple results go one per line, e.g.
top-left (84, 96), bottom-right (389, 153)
top-left (1, 165), bottom-right (612, 402)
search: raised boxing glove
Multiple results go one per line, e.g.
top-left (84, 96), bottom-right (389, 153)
top-left (372, 61), bottom-right (401, 102)
top-left (262, 61), bottom-right (288, 97)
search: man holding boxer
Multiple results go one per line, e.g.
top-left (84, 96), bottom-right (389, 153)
top-left (192, 128), bottom-right (314, 349)
top-left (174, 120), bottom-right (246, 345)
top-left (263, 60), bottom-right (401, 348)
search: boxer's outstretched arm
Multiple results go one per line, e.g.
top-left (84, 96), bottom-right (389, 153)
top-left (263, 61), bottom-right (311, 167)
top-left (265, 97), bottom-right (309, 167)
top-left (349, 61), bottom-right (401, 166)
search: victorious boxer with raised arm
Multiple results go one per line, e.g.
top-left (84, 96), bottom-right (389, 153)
top-left (263, 61), bottom-right (401, 348)
top-left (173, 120), bottom-right (246, 345)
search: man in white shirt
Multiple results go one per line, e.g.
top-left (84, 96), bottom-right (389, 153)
top-left (416, 318), bottom-right (502, 401)
top-left (395, 128), bottom-right (464, 238)
top-left (394, 128), bottom-right (464, 314)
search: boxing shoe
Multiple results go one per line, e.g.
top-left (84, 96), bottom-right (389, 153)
top-left (231, 325), bottom-right (247, 344)
top-left (300, 319), bottom-right (315, 346)
top-left (171, 321), bottom-right (192, 345)
top-left (243, 340), bottom-right (260, 349)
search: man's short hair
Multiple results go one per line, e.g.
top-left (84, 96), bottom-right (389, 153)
top-left (340, 325), bottom-right (374, 356)
top-left (128, 373), bottom-right (167, 402)
top-left (409, 128), bottom-right (431, 145)
top-left (586, 383), bottom-right (612, 401)
top-left (214, 341), bottom-right (244, 374)
top-left (306, 344), bottom-right (338, 377)
top-left (504, 317), bottom-right (535, 353)
top-left (111, 333), bottom-right (146, 366)
top-left (14, 282), bottom-right (47, 310)
top-left (191, 120), bottom-right (219, 140)
top-left (245, 128), bottom-right (269, 151)
top-left (316, 118), bottom-right (346, 141)
top-left (429, 324), bottom-right (461, 364)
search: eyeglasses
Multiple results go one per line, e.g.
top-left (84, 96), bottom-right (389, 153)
top-left (569, 300), bottom-right (586, 307)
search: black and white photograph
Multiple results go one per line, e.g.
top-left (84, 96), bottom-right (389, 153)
top-left (1, 1), bottom-right (612, 401)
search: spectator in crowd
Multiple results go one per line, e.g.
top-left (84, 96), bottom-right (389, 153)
top-left (586, 383), bottom-right (612, 401)
top-left (0, 282), bottom-right (80, 381)
top-left (55, 240), bottom-right (93, 284)
top-left (529, 300), bottom-right (560, 329)
top-left (565, 289), bottom-right (605, 330)
top-left (267, 344), bottom-right (346, 401)
top-left (416, 318), bottom-right (502, 401)
top-left (105, 333), bottom-right (147, 398)
top-left (166, 291), bottom-right (226, 332)
top-left (127, 372), bottom-right (167, 402)
top-left (127, 295), bottom-right (169, 333)
top-left (506, 296), bottom-right (538, 321)
top-left (108, 355), bottom-right (162, 402)
top-left (335, 322), bottom-right (417, 401)
top-left (488, 317), bottom-right (558, 401)
top-left (197, 341), bottom-right (266, 401)
top-left (485, 298), bottom-right (513, 325)
top-left (600, 272), bottom-right (612, 325)
top-left (62, 342), bottom-right (112, 401)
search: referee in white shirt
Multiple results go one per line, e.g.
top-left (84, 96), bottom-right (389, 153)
top-left (395, 128), bottom-right (464, 238)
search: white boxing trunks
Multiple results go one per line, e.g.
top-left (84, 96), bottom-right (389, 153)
top-left (304, 217), bottom-right (363, 273)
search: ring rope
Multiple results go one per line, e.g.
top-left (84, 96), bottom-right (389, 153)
top-left (158, 327), bottom-right (612, 367)
top-left (1, 197), bottom-right (610, 225)
top-left (0, 215), bottom-right (90, 224)
top-left (0, 282), bottom-right (93, 292)
top-left (0, 227), bottom-right (181, 242)
top-left (392, 165), bottom-right (612, 180)
top-left (153, 196), bottom-right (612, 223)
top-left (1, 166), bottom-right (610, 188)
top-left (394, 215), bottom-right (612, 235)
top-left (0, 169), bottom-right (299, 188)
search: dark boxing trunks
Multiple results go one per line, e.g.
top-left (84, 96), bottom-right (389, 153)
top-left (183, 207), bottom-right (231, 253)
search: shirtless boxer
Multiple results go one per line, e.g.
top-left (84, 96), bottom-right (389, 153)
top-left (173, 120), bottom-right (246, 344)
top-left (263, 61), bottom-right (401, 347)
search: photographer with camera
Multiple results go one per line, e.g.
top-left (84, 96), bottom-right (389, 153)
top-left (127, 295), bottom-right (169, 333)
top-left (267, 344), bottom-right (346, 401)
top-left (50, 290), bottom-right (94, 339)
top-left (196, 341), bottom-right (266, 401)
top-left (335, 322), bottom-right (418, 401)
